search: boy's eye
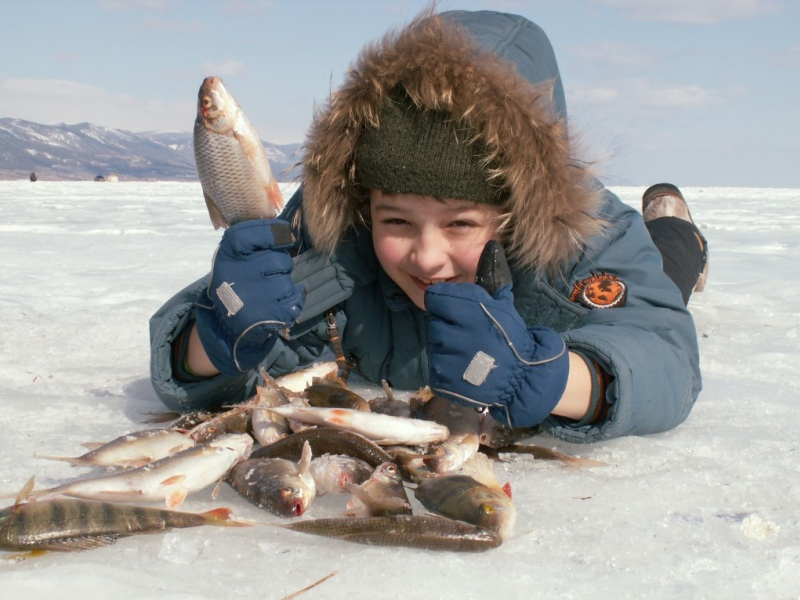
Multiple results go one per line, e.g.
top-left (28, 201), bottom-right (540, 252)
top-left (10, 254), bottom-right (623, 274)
top-left (450, 220), bottom-right (477, 229)
top-left (382, 218), bottom-right (410, 226)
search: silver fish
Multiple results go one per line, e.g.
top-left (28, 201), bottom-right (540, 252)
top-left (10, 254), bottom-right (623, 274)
top-left (193, 76), bottom-right (283, 229)
top-left (273, 362), bottom-right (339, 394)
top-left (227, 440), bottom-right (316, 517)
top-left (265, 406), bottom-right (449, 446)
top-left (410, 394), bottom-right (483, 477)
top-left (34, 429), bottom-right (195, 469)
top-left (250, 369), bottom-right (291, 446)
top-left (308, 454), bottom-right (372, 496)
top-left (188, 406), bottom-right (251, 444)
top-left (27, 433), bottom-right (253, 509)
top-left (345, 462), bottom-right (411, 517)
top-left (396, 433), bottom-right (481, 481)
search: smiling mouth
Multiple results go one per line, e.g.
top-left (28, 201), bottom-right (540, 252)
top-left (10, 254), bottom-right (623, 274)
top-left (411, 275), bottom-right (453, 287)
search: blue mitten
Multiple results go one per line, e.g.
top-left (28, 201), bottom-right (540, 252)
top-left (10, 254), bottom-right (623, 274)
top-left (194, 219), bottom-right (304, 375)
top-left (426, 243), bottom-right (569, 427)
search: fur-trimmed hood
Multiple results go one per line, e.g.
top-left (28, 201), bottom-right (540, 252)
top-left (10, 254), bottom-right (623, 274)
top-left (300, 10), bottom-right (604, 275)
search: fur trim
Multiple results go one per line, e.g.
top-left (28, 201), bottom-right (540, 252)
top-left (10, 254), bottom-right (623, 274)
top-left (301, 11), bottom-right (604, 275)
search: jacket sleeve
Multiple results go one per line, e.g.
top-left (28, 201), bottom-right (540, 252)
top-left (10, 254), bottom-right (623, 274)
top-left (149, 275), bottom-right (260, 412)
top-left (544, 192), bottom-right (702, 443)
top-left (148, 187), bottom-right (357, 413)
top-left (148, 268), bottom-right (348, 413)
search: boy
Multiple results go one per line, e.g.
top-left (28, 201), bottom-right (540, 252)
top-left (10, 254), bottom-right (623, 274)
top-left (150, 10), bottom-right (707, 443)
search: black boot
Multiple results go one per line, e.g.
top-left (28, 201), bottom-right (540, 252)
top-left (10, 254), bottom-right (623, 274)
top-left (642, 183), bottom-right (708, 293)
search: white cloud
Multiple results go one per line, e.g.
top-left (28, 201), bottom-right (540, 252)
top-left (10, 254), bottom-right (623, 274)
top-left (96, 0), bottom-right (174, 11)
top-left (201, 59), bottom-right (248, 78)
top-left (589, 0), bottom-right (783, 24)
top-left (569, 41), bottom-right (659, 71)
top-left (0, 78), bottom-right (194, 132)
top-left (775, 45), bottom-right (800, 67)
top-left (137, 18), bottom-right (206, 32)
top-left (570, 79), bottom-right (742, 112)
top-left (222, 0), bottom-right (275, 14)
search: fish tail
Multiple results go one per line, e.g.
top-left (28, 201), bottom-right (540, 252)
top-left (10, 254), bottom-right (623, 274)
top-left (200, 507), bottom-right (251, 527)
top-left (33, 454), bottom-right (85, 467)
top-left (266, 178), bottom-right (284, 214)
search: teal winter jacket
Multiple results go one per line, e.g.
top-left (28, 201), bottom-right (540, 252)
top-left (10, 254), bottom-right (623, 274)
top-left (149, 11), bottom-right (701, 443)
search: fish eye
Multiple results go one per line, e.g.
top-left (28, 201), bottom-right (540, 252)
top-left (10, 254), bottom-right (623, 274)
top-left (385, 465), bottom-right (397, 474)
top-left (481, 503), bottom-right (495, 515)
top-left (201, 97), bottom-right (212, 108)
top-left (279, 487), bottom-right (293, 497)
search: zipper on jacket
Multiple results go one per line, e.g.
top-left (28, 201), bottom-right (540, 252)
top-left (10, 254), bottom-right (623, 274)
top-left (325, 310), bottom-right (355, 381)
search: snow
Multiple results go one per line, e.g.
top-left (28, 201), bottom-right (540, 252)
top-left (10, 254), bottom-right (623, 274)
top-left (1, 181), bottom-right (798, 599)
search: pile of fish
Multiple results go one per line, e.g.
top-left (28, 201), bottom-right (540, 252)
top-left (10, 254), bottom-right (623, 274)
top-left (1, 361), bottom-right (604, 556)
top-left (1, 77), bottom-right (605, 558)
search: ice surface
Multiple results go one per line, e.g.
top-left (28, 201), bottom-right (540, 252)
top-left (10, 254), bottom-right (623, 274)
top-left (1, 182), bottom-right (799, 599)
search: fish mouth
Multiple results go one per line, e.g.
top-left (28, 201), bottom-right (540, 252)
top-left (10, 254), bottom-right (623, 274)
top-left (291, 500), bottom-right (305, 517)
top-left (338, 473), bottom-right (353, 491)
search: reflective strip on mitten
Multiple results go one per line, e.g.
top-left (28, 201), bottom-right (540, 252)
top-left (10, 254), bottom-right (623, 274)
top-left (195, 219), bottom-right (304, 375)
top-left (426, 282), bottom-right (569, 428)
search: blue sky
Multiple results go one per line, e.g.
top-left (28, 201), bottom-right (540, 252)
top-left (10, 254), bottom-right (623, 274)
top-left (2, 0), bottom-right (798, 187)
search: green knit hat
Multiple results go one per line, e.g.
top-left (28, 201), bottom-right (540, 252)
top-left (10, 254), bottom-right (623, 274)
top-left (355, 88), bottom-right (506, 204)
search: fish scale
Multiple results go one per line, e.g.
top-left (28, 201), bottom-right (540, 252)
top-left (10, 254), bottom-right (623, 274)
top-left (194, 121), bottom-right (270, 219)
top-left (193, 76), bottom-right (283, 229)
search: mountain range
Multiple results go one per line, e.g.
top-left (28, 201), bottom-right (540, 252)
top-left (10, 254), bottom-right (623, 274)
top-left (0, 117), bottom-right (302, 182)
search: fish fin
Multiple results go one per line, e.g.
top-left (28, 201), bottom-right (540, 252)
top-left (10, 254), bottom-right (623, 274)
top-left (165, 445), bottom-right (185, 457)
top-left (160, 474), bottom-right (186, 487)
top-left (258, 367), bottom-right (280, 392)
top-left (140, 411), bottom-right (181, 424)
top-left (80, 442), bottom-right (104, 450)
top-left (211, 479), bottom-right (223, 500)
top-left (200, 507), bottom-right (252, 527)
top-left (203, 191), bottom-right (229, 230)
top-left (461, 453), bottom-right (501, 489)
top-left (344, 482), bottom-right (368, 501)
top-left (264, 178), bottom-right (284, 215)
top-left (40, 535), bottom-right (121, 552)
top-left (14, 477), bottom-right (36, 506)
top-left (380, 379), bottom-right (396, 402)
top-left (165, 488), bottom-right (188, 509)
top-left (502, 482), bottom-right (513, 499)
top-left (298, 440), bottom-right (313, 474)
top-left (343, 483), bottom-right (372, 515)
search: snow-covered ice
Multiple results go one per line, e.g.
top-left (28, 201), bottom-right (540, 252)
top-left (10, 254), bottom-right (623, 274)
top-left (1, 182), bottom-right (798, 599)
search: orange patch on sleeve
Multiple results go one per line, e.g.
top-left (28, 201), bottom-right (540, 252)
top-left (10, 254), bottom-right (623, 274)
top-left (570, 273), bottom-right (627, 309)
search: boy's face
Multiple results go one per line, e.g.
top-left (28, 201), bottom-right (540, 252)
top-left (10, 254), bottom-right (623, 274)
top-left (369, 189), bottom-right (504, 310)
